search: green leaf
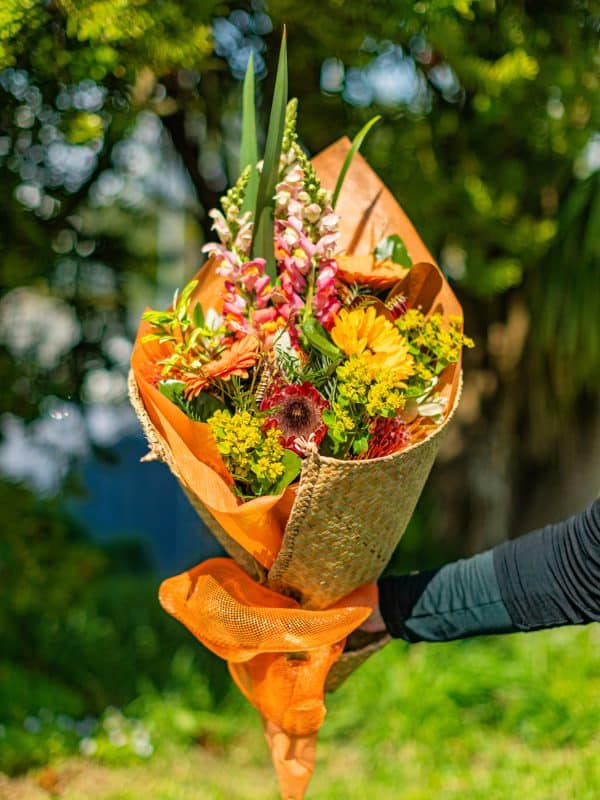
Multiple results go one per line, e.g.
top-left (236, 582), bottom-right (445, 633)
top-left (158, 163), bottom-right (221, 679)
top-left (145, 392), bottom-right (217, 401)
top-left (188, 392), bottom-right (225, 422)
top-left (351, 434), bottom-right (369, 455)
top-left (176, 279), bottom-right (199, 320)
top-left (158, 379), bottom-right (186, 405)
top-left (253, 205), bottom-right (276, 279)
top-left (240, 51), bottom-right (259, 214)
top-left (252, 28), bottom-right (288, 279)
top-left (272, 448), bottom-right (302, 494)
top-left (141, 332), bottom-right (167, 343)
top-left (374, 234), bottom-right (412, 267)
top-left (192, 302), bottom-right (205, 329)
top-left (332, 115), bottom-right (381, 209)
top-left (300, 316), bottom-right (342, 361)
top-left (405, 383), bottom-right (427, 398)
top-left (142, 310), bottom-right (174, 325)
top-left (158, 380), bottom-right (224, 422)
top-left (187, 327), bottom-right (208, 347)
top-left (318, 435), bottom-right (336, 458)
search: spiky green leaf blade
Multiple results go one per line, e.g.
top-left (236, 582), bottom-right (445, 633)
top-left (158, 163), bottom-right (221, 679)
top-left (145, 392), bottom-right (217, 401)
top-left (240, 52), bottom-right (259, 213)
top-left (176, 279), bottom-right (199, 319)
top-left (332, 115), bottom-right (382, 209)
top-left (254, 205), bottom-right (275, 279)
top-left (252, 28), bottom-right (288, 279)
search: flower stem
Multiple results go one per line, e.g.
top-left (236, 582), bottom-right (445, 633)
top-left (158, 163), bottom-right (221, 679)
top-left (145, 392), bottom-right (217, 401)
top-left (303, 258), bottom-right (317, 321)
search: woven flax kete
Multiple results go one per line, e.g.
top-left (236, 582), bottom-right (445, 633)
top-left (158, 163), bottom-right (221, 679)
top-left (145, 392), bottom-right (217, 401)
top-left (129, 138), bottom-right (463, 690)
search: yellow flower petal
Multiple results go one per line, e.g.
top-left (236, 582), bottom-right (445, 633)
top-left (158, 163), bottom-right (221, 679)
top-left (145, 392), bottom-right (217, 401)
top-left (330, 306), bottom-right (415, 379)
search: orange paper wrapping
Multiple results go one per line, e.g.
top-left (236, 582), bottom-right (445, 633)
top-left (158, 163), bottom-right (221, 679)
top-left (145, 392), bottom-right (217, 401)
top-left (131, 276), bottom-right (296, 569)
top-left (131, 138), bottom-right (464, 799)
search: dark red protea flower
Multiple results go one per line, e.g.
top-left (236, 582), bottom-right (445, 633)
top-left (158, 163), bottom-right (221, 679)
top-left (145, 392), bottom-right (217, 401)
top-left (261, 382), bottom-right (329, 455)
top-left (363, 416), bottom-right (411, 459)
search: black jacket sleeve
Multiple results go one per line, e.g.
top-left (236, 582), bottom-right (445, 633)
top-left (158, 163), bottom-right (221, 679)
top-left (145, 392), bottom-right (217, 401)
top-left (379, 499), bottom-right (600, 642)
top-left (493, 498), bottom-right (600, 630)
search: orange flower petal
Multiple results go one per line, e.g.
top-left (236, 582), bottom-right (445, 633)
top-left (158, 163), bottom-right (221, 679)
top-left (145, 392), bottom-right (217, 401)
top-left (337, 254), bottom-right (408, 289)
top-left (182, 335), bottom-right (260, 399)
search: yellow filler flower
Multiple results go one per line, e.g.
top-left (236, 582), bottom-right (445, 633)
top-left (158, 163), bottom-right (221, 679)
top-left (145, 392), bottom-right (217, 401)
top-left (330, 305), bottom-right (415, 378)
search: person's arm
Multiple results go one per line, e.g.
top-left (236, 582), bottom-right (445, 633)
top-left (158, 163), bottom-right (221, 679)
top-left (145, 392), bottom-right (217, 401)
top-left (366, 499), bottom-right (600, 642)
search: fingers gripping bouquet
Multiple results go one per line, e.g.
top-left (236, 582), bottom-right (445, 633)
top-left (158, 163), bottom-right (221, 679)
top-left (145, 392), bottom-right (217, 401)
top-left (129, 35), bottom-right (472, 800)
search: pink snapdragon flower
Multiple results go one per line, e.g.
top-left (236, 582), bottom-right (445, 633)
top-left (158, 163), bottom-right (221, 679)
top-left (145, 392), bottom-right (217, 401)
top-left (274, 217), bottom-right (316, 315)
top-left (272, 163), bottom-right (343, 330)
top-left (202, 206), bottom-right (254, 284)
top-left (312, 258), bottom-right (342, 329)
top-left (219, 257), bottom-right (283, 344)
top-left (202, 243), bottom-right (241, 280)
top-left (207, 208), bottom-right (231, 244)
top-left (233, 213), bottom-right (253, 253)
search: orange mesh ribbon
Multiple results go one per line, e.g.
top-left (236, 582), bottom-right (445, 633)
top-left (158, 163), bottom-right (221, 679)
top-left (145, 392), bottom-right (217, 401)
top-left (159, 559), bottom-right (376, 799)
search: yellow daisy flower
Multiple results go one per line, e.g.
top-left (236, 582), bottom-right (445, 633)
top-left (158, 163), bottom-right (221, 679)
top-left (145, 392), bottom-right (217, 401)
top-left (330, 306), bottom-right (415, 378)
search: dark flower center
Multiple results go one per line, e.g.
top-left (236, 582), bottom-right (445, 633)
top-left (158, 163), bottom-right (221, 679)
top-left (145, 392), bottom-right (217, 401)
top-left (284, 399), bottom-right (312, 428)
top-left (263, 383), bottom-right (329, 451)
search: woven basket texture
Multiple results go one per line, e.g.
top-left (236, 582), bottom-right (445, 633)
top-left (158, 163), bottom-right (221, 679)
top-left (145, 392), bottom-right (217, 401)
top-left (325, 632), bottom-right (391, 692)
top-left (268, 403), bottom-right (458, 610)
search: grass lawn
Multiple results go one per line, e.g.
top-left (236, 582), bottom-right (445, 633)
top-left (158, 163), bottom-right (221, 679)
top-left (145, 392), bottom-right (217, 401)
top-left (2, 625), bottom-right (599, 799)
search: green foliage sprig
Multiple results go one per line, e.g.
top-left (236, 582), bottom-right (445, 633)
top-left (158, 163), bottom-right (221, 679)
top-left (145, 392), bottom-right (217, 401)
top-left (142, 280), bottom-right (228, 375)
top-left (251, 29), bottom-right (288, 278)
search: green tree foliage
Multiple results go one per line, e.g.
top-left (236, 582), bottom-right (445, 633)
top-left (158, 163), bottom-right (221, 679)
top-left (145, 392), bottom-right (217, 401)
top-left (0, 477), bottom-right (230, 741)
top-left (0, 0), bottom-right (213, 78)
top-left (0, 479), bottom-right (105, 659)
top-left (0, 0), bottom-right (217, 423)
top-left (0, 1), bottom-right (598, 539)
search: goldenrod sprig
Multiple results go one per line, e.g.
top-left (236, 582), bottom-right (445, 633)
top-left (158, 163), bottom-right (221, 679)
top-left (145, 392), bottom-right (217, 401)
top-left (208, 409), bottom-right (301, 498)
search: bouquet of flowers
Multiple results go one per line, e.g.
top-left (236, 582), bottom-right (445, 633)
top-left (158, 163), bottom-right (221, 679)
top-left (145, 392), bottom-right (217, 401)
top-left (129, 33), bottom-right (471, 800)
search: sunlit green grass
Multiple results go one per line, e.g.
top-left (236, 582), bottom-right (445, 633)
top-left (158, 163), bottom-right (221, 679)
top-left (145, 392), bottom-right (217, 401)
top-left (3, 624), bottom-right (599, 799)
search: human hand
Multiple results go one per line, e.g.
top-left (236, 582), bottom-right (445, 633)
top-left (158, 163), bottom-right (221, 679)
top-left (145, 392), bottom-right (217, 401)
top-left (359, 602), bottom-right (387, 634)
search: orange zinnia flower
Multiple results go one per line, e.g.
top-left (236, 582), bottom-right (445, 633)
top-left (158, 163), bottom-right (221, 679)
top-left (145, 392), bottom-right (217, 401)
top-left (183, 335), bottom-right (260, 399)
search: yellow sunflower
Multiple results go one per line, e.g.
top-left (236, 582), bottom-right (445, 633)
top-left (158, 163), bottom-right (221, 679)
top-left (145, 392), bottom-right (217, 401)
top-left (330, 306), bottom-right (415, 378)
